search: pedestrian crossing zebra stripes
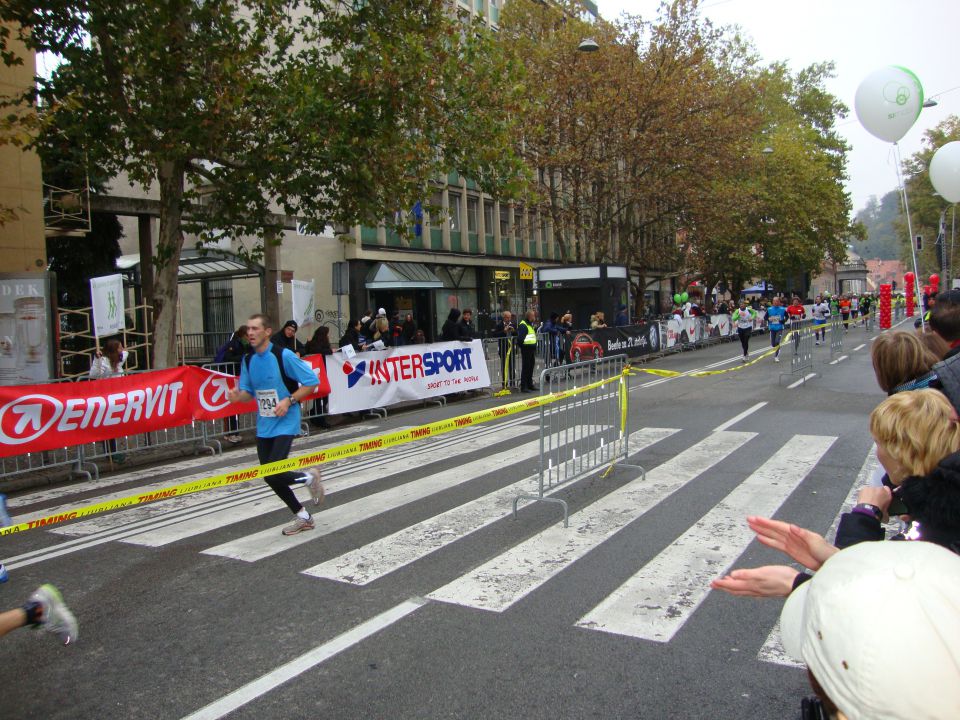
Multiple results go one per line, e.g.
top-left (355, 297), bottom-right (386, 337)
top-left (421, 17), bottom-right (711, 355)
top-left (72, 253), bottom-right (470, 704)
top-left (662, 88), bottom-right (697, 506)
top-left (302, 426), bottom-right (681, 586)
top-left (427, 430), bottom-right (755, 612)
top-left (3, 419), bottom-right (864, 670)
top-left (575, 435), bottom-right (835, 642)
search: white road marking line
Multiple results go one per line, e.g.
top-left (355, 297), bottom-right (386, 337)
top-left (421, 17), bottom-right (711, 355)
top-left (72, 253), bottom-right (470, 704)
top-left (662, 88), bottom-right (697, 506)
top-left (852, 344), bottom-right (865, 352)
top-left (179, 598), bottom-right (426, 720)
top-left (713, 402), bottom-right (767, 432)
top-left (828, 355), bottom-right (848, 365)
top-left (787, 373), bottom-right (817, 389)
top-left (302, 428), bottom-right (680, 586)
top-left (426, 431), bottom-right (755, 613)
top-left (758, 444), bottom-right (878, 667)
top-left (201, 436), bottom-right (555, 562)
top-left (576, 435), bottom-right (836, 642)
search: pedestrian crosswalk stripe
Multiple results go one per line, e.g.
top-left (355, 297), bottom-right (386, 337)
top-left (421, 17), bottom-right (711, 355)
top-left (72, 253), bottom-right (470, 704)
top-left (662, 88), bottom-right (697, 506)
top-left (575, 435), bottom-right (836, 642)
top-left (426, 430), bottom-right (755, 612)
top-left (302, 427), bottom-right (680, 586)
top-left (199, 425), bottom-right (611, 562)
top-left (757, 443), bottom-right (878, 667)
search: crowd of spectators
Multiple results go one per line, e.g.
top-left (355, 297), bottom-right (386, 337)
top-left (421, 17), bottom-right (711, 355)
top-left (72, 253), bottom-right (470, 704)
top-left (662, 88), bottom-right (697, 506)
top-left (711, 289), bottom-right (960, 719)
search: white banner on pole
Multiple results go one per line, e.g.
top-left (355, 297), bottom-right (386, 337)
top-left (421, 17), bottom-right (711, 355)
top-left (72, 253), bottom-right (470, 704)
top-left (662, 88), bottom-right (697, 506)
top-left (291, 279), bottom-right (316, 329)
top-left (90, 273), bottom-right (125, 339)
top-left (326, 340), bottom-right (490, 414)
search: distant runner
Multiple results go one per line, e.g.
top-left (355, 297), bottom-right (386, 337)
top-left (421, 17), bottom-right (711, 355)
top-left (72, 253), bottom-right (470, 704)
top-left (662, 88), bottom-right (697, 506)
top-left (765, 296), bottom-right (787, 363)
top-left (732, 300), bottom-right (757, 362)
top-left (839, 294), bottom-right (852, 332)
top-left (786, 296), bottom-right (807, 351)
top-left (811, 295), bottom-right (830, 345)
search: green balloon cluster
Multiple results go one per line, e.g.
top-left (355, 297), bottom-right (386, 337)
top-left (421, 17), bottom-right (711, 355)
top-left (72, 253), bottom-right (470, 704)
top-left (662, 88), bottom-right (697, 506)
top-left (673, 291), bottom-right (690, 304)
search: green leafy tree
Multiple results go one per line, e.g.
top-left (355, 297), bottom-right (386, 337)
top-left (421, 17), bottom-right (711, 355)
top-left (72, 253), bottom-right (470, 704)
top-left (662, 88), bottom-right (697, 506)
top-left (1, 1), bottom-right (525, 367)
top-left (692, 60), bottom-right (852, 299)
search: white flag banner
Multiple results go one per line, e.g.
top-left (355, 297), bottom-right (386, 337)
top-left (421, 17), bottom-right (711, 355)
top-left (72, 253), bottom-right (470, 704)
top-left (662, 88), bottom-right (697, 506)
top-left (90, 274), bottom-right (125, 339)
top-left (291, 279), bottom-right (316, 329)
top-left (325, 340), bottom-right (490, 414)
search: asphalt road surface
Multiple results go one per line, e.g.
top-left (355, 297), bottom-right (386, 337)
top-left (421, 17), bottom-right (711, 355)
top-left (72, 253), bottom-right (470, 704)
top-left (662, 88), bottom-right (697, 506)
top-left (1, 321), bottom-right (892, 719)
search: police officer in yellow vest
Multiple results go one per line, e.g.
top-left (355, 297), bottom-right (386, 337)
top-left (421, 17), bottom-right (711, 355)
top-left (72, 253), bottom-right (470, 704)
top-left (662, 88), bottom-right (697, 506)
top-left (518, 309), bottom-right (539, 393)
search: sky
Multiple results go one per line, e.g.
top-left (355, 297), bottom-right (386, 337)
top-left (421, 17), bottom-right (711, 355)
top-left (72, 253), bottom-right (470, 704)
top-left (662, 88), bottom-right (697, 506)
top-left (594, 0), bottom-right (960, 217)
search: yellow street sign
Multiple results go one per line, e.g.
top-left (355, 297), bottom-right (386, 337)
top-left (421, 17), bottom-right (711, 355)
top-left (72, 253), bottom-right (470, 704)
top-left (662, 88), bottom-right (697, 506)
top-left (519, 262), bottom-right (534, 280)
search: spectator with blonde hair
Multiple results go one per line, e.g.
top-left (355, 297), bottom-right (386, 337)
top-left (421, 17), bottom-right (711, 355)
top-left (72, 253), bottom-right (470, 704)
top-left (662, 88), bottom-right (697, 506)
top-left (712, 389), bottom-right (960, 598)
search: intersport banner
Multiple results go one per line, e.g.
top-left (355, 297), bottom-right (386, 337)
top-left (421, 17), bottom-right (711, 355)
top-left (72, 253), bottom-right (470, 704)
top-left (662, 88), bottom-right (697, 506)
top-left (326, 340), bottom-right (490, 414)
top-left (0, 358), bottom-right (330, 457)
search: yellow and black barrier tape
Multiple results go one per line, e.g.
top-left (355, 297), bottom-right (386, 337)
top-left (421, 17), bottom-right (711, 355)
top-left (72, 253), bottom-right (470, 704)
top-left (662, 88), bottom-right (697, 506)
top-left (1, 370), bottom-right (627, 537)
top-left (627, 330), bottom-right (802, 378)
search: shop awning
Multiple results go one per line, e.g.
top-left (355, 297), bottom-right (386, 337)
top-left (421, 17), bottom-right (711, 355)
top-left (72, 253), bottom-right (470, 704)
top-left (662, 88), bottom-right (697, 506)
top-left (117, 249), bottom-right (263, 284)
top-left (365, 262), bottom-right (444, 289)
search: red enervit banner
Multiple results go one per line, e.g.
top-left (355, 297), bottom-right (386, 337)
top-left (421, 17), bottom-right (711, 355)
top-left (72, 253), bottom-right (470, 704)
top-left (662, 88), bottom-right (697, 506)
top-left (0, 358), bottom-right (330, 458)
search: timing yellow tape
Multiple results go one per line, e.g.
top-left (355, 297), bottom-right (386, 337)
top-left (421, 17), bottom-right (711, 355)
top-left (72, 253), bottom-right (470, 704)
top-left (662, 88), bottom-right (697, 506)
top-left (1, 370), bottom-right (626, 537)
top-left (627, 328), bottom-right (810, 378)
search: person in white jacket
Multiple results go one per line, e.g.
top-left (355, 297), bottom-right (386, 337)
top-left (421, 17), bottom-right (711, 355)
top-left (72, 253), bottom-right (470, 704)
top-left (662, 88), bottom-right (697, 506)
top-left (88, 338), bottom-right (128, 379)
top-left (89, 338), bottom-right (128, 462)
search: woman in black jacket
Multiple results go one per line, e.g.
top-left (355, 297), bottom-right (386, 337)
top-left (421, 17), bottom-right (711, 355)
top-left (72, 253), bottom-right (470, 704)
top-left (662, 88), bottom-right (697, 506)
top-left (338, 319), bottom-right (367, 353)
top-left (440, 308), bottom-right (461, 341)
top-left (401, 314), bottom-right (417, 345)
top-left (305, 326), bottom-right (333, 356)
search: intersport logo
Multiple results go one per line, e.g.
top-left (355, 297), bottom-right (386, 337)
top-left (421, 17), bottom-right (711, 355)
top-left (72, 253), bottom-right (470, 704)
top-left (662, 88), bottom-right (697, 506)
top-left (340, 347), bottom-right (475, 389)
top-left (0, 382), bottom-right (185, 445)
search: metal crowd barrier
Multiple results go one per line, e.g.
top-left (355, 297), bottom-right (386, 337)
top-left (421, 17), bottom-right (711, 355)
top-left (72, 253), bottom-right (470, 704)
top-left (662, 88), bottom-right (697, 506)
top-left (513, 354), bottom-right (643, 527)
top-left (829, 314), bottom-right (844, 357)
top-left (781, 319), bottom-right (814, 384)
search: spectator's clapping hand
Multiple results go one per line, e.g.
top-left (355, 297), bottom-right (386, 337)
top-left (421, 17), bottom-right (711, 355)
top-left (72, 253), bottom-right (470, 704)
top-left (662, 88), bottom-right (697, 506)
top-left (710, 565), bottom-right (798, 598)
top-left (747, 516), bottom-right (836, 571)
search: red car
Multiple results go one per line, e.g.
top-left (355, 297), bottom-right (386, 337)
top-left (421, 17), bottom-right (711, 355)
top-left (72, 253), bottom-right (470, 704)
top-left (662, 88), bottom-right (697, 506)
top-left (569, 332), bottom-right (603, 362)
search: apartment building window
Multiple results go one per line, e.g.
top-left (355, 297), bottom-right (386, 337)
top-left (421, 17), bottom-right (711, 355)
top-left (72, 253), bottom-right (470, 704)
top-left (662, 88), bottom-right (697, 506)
top-left (467, 197), bottom-right (479, 233)
top-left (499, 205), bottom-right (511, 237)
top-left (448, 192), bottom-right (461, 231)
top-left (484, 201), bottom-right (494, 234)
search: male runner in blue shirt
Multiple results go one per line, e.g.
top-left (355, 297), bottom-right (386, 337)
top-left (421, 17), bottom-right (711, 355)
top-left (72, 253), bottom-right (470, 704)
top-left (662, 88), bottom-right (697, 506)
top-left (766, 296), bottom-right (788, 363)
top-left (228, 313), bottom-right (324, 535)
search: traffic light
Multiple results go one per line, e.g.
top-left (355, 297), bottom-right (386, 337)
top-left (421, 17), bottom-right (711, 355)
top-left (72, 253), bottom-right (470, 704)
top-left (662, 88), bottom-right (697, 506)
top-left (892, 280), bottom-right (898, 291)
top-left (916, 234), bottom-right (922, 251)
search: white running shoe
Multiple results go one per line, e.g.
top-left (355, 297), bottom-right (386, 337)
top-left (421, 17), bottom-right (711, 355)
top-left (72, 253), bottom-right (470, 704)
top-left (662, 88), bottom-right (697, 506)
top-left (282, 516), bottom-right (315, 536)
top-left (305, 467), bottom-right (324, 506)
top-left (774, 356), bottom-right (780, 362)
top-left (29, 584), bottom-right (78, 645)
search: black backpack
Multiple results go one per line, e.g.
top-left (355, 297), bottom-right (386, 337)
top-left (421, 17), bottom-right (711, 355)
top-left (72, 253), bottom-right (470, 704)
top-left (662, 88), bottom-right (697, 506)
top-left (242, 343), bottom-right (300, 395)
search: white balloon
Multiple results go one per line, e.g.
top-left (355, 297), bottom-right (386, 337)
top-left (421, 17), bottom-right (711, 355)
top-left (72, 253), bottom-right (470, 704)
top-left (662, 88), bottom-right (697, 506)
top-left (854, 66), bottom-right (924, 143)
top-left (930, 141), bottom-right (960, 204)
